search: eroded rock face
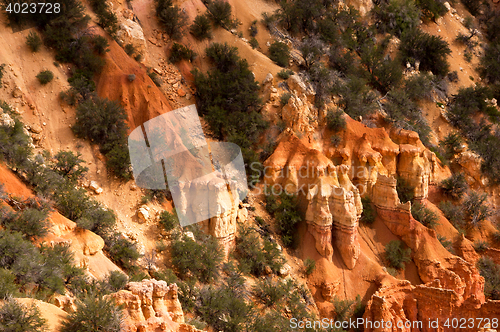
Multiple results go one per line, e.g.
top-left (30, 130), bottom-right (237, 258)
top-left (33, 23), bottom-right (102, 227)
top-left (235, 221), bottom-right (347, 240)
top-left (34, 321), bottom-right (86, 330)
top-left (107, 279), bottom-right (202, 332)
top-left (363, 275), bottom-right (500, 332)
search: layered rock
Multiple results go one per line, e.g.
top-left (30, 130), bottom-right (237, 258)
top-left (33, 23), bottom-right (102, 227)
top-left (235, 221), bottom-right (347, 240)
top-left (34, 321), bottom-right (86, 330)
top-left (107, 279), bottom-right (202, 332)
top-left (363, 275), bottom-right (500, 332)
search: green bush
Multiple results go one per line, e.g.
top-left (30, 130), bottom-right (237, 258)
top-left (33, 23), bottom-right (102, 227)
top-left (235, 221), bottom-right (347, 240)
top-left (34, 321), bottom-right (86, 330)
top-left (207, 0), bottom-right (232, 28)
top-left (439, 132), bottom-right (463, 160)
top-left (60, 295), bottom-right (123, 332)
top-left (106, 233), bottom-right (140, 271)
top-left (171, 233), bottom-right (223, 283)
top-left (1, 207), bottom-right (50, 239)
top-left (249, 37), bottom-right (259, 49)
top-left (405, 73), bottom-right (434, 101)
top-left (463, 191), bottom-right (492, 226)
top-left (360, 40), bottom-right (403, 93)
top-left (253, 278), bottom-right (287, 307)
top-left (277, 69), bottom-right (293, 80)
top-left (479, 42), bottom-right (500, 84)
top-left (92, 35), bottom-right (109, 55)
top-left (460, 0), bottom-right (481, 16)
top-left (193, 43), bottom-right (266, 147)
top-left (372, 0), bottom-right (420, 37)
top-left (0, 268), bottom-right (19, 298)
top-left (89, 0), bottom-right (119, 36)
top-left (360, 196), bottom-right (376, 225)
top-left (384, 240), bottom-right (411, 270)
top-left (304, 258), bottom-right (316, 276)
top-left (235, 223), bottom-right (284, 276)
top-left (335, 75), bottom-right (377, 119)
top-left (437, 235), bottom-right (454, 254)
top-left (0, 298), bottom-right (48, 332)
top-left (147, 69), bottom-right (163, 87)
top-left (26, 31), bottom-right (42, 52)
top-left (399, 28), bottom-right (451, 76)
top-left (124, 43), bottom-right (136, 56)
top-left (169, 43), bottom-right (197, 63)
top-left (439, 201), bottom-right (465, 231)
top-left (331, 295), bottom-right (364, 323)
top-left (396, 177), bottom-right (415, 203)
top-left (415, 0), bottom-right (447, 21)
top-left (440, 173), bottom-right (468, 200)
top-left (477, 257), bottom-right (500, 300)
top-left (268, 41), bottom-right (290, 67)
top-left (326, 108), bottom-right (346, 133)
top-left (473, 240), bottom-right (489, 253)
top-left (280, 92), bottom-right (292, 106)
top-left (52, 150), bottom-right (88, 183)
top-left (72, 97), bottom-right (131, 179)
top-left (265, 192), bottom-right (302, 248)
top-left (190, 14), bottom-right (212, 40)
top-left (155, 0), bottom-right (187, 40)
top-left (158, 210), bottom-right (178, 232)
top-left (411, 202), bottom-right (439, 228)
top-left (36, 70), bottom-right (54, 85)
top-left (0, 64), bottom-right (5, 87)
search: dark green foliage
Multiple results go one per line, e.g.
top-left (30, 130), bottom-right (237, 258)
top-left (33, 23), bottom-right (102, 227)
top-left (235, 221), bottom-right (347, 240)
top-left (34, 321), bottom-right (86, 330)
top-left (460, 0), bottom-right (481, 16)
top-left (72, 97), bottom-right (131, 179)
top-left (384, 240), bottom-right (412, 270)
top-left (52, 151), bottom-right (88, 183)
top-left (372, 0), bottom-right (420, 37)
top-left (0, 105), bottom-right (32, 169)
top-left (438, 235), bottom-right (454, 254)
top-left (249, 20), bottom-right (258, 37)
top-left (158, 210), bottom-right (178, 232)
top-left (60, 295), bottom-right (123, 332)
top-left (397, 177), bottom-right (415, 203)
top-left (326, 108), bottom-right (346, 133)
top-left (1, 207), bottom-right (50, 240)
top-left (36, 70), bottom-right (54, 85)
top-left (249, 37), bottom-right (259, 49)
top-left (268, 41), bottom-right (290, 67)
top-left (171, 233), bottom-right (223, 283)
top-left (155, 0), bottom-right (187, 40)
top-left (169, 43), bottom-right (197, 63)
top-left (235, 224), bottom-right (284, 276)
top-left (147, 69), bottom-right (162, 87)
top-left (360, 40), bottom-right (403, 93)
top-left (89, 0), bottom-right (119, 36)
top-left (0, 268), bottom-right (19, 298)
top-left (360, 196), bottom-right (376, 225)
top-left (0, 298), bottom-right (48, 332)
top-left (463, 191), bottom-right (492, 226)
top-left (440, 173), bottom-right (468, 200)
top-left (253, 278), bottom-right (287, 307)
top-left (404, 73), bottom-right (434, 101)
top-left (207, 0), bottom-right (232, 28)
top-left (439, 201), bottom-right (466, 231)
top-left (399, 28), bottom-right (451, 76)
top-left (105, 271), bottom-right (128, 292)
top-left (92, 36), bottom-right (109, 55)
top-left (26, 31), bottom-right (42, 52)
top-left (197, 283), bottom-right (252, 332)
top-left (332, 295), bottom-right (364, 323)
top-left (335, 75), bottom-right (377, 119)
top-left (439, 132), bottom-right (463, 160)
top-left (493, 231), bottom-right (500, 244)
top-left (276, 0), bottom-right (325, 35)
top-left (304, 258), bottom-right (316, 276)
top-left (479, 42), bottom-right (500, 84)
top-left (299, 37), bottom-right (324, 70)
top-left (277, 69), bottom-right (293, 80)
top-left (265, 192), bottom-right (302, 248)
top-left (106, 233), bottom-right (140, 271)
top-left (190, 14), bottom-right (212, 40)
top-left (193, 43), bottom-right (266, 147)
top-left (280, 92), bottom-right (292, 106)
top-left (0, 64), bottom-right (5, 87)
top-left (474, 240), bottom-right (489, 253)
top-left (411, 202), bottom-right (439, 228)
top-left (124, 43), bottom-right (136, 56)
top-left (415, 0), bottom-right (447, 21)
top-left (477, 257), bottom-right (500, 300)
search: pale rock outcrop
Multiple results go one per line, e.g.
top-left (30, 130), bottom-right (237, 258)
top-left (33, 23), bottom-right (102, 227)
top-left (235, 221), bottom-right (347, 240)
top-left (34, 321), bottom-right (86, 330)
top-left (116, 19), bottom-right (147, 61)
top-left (107, 279), bottom-right (202, 332)
top-left (0, 112), bottom-right (15, 128)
